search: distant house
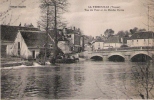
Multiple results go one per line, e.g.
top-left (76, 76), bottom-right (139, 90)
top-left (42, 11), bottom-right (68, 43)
top-left (1, 25), bottom-right (40, 57)
top-left (104, 35), bottom-right (123, 49)
top-left (93, 38), bottom-right (104, 50)
top-left (63, 27), bottom-right (84, 53)
top-left (10, 31), bottom-right (53, 59)
top-left (127, 31), bottom-right (154, 47)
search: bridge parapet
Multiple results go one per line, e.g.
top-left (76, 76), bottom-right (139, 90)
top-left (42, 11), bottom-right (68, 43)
top-left (93, 46), bottom-right (154, 53)
top-left (84, 46), bottom-right (154, 62)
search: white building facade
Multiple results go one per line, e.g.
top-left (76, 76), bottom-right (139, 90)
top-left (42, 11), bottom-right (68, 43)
top-left (103, 35), bottom-right (123, 49)
top-left (127, 31), bottom-right (154, 47)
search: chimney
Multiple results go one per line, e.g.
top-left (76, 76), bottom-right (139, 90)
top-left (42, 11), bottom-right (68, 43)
top-left (78, 28), bottom-right (80, 31)
top-left (74, 27), bottom-right (75, 30)
top-left (37, 25), bottom-right (40, 30)
top-left (24, 23), bottom-right (26, 27)
top-left (19, 22), bottom-right (21, 26)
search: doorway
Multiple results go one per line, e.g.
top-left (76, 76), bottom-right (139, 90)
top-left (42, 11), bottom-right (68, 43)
top-left (32, 51), bottom-right (35, 59)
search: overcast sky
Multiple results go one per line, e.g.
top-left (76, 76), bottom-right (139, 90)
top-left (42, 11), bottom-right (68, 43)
top-left (0, 0), bottom-right (152, 36)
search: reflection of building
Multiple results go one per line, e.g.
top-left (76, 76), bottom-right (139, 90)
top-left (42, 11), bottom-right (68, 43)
top-left (1, 25), bottom-right (40, 57)
top-left (127, 31), bottom-right (154, 47)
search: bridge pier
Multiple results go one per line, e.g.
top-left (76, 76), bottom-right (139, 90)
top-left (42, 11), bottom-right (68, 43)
top-left (124, 55), bottom-right (131, 61)
top-left (103, 56), bottom-right (108, 61)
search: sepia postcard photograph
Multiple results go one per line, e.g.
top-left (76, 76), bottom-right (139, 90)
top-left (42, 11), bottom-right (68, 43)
top-left (0, 0), bottom-right (154, 99)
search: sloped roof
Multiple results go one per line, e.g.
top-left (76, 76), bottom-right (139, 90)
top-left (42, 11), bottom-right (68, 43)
top-left (66, 29), bottom-right (79, 34)
top-left (129, 31), bottom-right (154, 39)
top-left (1, 25), bottom-right (40, 42)
top-left (20, 31), bottom-right (53, 48)
top-left (48, 29), bottom-right (63, 38)
top-left (105, 35), bottom-right (121, 43)
top-left (95, 38), bottom-right (104, 42)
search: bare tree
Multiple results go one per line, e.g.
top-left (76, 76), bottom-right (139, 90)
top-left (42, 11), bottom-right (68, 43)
top-left (0, 0), bottom-right (27, 25)
top-left (38, 0), bottom-right (69, 64)
top-left (131, 61), bottom-right (154, 99)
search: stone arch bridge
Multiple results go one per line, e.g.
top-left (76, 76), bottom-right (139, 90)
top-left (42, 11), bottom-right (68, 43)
top-left (84, 47), bottom-right (154, 62)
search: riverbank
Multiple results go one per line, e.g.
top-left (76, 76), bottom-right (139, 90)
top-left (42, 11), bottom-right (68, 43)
top-left (1, 55), bottom-right (87, 68)
top-left (1, 57), bottom-right (33, 67)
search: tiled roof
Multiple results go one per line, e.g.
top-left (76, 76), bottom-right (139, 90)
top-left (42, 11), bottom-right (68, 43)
top-left (105, 35), bottom-right (121, 43)
top-left (129, 31), bottom-right (154, 39)
top-left (1, 25), bottom-right (40, 42)
top-left (20, 31), bottom-right (53, 48)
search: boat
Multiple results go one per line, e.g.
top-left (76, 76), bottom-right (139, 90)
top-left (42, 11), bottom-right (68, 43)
top-left (50, 54), bottom-right (79, 64)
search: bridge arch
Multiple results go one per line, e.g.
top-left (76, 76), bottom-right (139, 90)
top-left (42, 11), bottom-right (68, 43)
top-left (90, 55), bottom-right (103, 61)
top-left (108, 53), bottom-right (125, 62)
top-left (130, 52), bottom-right (153, 62)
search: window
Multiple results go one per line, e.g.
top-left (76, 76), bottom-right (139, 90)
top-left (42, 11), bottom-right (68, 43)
top-left (18, 42), bottom-right (20, 56)
top-left (18, 42), bottom-right (20, 49)
top-left (137, 40), bottom-right (138, 42)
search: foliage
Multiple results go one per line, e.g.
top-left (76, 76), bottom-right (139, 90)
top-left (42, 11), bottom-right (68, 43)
top-left (104, 29), bottom-right (114, 38)
top-left (117, 30), bottom-right (129, 37)
top-left (37, 48), bottom-right (52, 59)
top-left (130, 27), bottom-right (146, 34)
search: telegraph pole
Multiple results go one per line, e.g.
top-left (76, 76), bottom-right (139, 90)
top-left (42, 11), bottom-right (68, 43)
top-left (54, 1), bottom-right (58, 58)
top-left (148, 5), bottom-right (149, 31)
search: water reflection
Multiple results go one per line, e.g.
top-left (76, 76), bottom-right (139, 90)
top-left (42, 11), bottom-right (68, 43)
top-left (1, 61), bottom-right (154, 99)
top-left (1, 64), bottom-right (86, 99)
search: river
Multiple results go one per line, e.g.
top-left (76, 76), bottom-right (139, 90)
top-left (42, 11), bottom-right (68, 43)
top-left (1, 60), bottom-right (154, 99)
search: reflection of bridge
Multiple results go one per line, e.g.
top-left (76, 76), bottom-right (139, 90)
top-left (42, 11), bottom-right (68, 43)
top-left (84, 47), bottom-right (154, 62)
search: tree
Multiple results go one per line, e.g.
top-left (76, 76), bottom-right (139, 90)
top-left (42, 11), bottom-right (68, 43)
top-left (131, 61), bottom-right (154, 99)
top-left (130, 27), bottom-right (146, 34)
top-left (38, 0), bottom-right (68, 30)
top-left (104, 29), bottom-right (114, 38)
top-left (130, 27), bottom-right (138, 34)
top-left (0, 0), bottom-right (27, 25)
top-left (117, 31), bottom-right (125, 37)
top-left (38, 0), bottom-right (68, 64)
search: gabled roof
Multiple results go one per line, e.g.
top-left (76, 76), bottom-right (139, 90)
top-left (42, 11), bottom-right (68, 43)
top-left (129, 31), bottom-right (154, 39)
top-left (20, 31), bottom-right (54, 48)
top-left (1, 25), bottom-right (40, 42)
top-left (105, 35), bottom-right (121, 43)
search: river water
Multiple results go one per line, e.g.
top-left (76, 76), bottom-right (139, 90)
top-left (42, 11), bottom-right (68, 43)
top-left (1, 60), bottom-right (154, 99)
